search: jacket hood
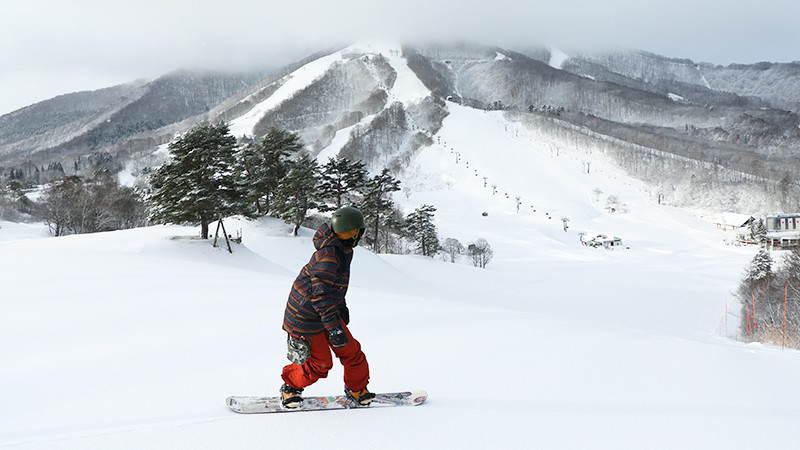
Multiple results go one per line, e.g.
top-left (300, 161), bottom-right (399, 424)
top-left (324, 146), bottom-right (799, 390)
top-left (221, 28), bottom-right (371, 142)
top-left (313, 223), bottom-right (349, 252)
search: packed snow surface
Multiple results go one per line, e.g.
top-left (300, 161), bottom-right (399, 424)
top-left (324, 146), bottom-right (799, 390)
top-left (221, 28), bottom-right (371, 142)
top-left (4, 71), bottom-right (800, 450)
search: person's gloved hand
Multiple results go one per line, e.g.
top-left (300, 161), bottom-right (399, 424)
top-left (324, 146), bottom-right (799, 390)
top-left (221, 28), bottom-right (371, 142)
top-left (328, 324), bottom-right (349, 348)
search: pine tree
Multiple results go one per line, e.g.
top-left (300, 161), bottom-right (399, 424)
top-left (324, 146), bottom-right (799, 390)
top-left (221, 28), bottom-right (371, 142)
top-left (271, 154), bottom-right (320, 236)
top-left (406, 204), bottom-right (441, 257)
top-left (236, 128), bottom-right (300, 215)
top-left (737, 249), bottom-right (774, 338)
top-left (236, 138), bottom-right (268, 215)
top-left (359, 168), bottom-right (401, 253)
top-left (746, 249), bottom-right (773, 283)
top-left (750, 218), bottom-right (767, 244)
top-left (148, 122), bottom-right (248, 238)
top-left (318, 157), bottom-right (368, 211)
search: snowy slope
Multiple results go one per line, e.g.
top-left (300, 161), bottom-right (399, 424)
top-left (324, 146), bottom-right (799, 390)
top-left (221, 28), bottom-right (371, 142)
top-left (227, 50), bottom-right (346, 138)
top-left (5, 50), bottom-right (800, 450)
top-left (227, 41), bottom-right (428, 141)
top-left (314, 41), bottom-right (430, 163)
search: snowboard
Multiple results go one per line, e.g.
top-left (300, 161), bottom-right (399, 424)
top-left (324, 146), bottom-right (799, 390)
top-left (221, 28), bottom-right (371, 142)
top-left (226, 390), bottom-right (427, 414)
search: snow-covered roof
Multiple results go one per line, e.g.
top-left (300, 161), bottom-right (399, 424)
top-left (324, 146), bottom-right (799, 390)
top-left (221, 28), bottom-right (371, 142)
top-left (714, 213), bottom-right (753, 227)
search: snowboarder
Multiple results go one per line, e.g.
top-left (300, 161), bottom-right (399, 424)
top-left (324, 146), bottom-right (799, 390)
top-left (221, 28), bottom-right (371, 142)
top-left (279, 206), bottom-right (375, 408)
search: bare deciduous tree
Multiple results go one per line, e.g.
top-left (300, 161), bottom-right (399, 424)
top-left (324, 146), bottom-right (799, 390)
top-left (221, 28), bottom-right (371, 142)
top-left (467, 239), bottom-right (493, 269)
top-left (442, 238), bottom-right (465, 263)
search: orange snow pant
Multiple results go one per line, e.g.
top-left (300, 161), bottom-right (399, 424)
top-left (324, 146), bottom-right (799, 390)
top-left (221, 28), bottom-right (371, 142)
top-left (281, 323), bottom-right (370, 391)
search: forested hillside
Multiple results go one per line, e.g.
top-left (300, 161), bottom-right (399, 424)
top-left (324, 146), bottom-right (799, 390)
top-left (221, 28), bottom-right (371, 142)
top-left (2, 41), bottom-right (800, 217)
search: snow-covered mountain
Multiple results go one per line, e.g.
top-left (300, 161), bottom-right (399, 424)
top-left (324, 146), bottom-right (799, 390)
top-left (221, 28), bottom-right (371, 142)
top-left (2, 41), bottom-right (800, 215)
top-left (0, 70), bottom-right (267, 167)
top-left (562, 49), bottom-right (800, 112)
top-left (4, 88), bottom-right (800, 448)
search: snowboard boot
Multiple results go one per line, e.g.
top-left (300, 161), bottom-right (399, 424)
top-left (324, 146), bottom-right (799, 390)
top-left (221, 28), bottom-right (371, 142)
top-left (345, 385), bottom-right (376, 406)
top-left (280, 383), bottom-right (304, 409)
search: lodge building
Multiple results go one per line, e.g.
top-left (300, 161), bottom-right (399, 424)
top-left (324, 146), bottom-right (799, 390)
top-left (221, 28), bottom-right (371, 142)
top-left (765, 214), bottom-right (800, 249)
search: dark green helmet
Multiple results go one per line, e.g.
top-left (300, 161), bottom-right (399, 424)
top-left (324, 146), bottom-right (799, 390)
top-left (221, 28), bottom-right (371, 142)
top-left (331, 206), bottom-right (365, 233)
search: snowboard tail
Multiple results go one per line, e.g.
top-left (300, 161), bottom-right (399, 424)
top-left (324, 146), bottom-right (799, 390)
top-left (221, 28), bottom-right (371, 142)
top-left (227, 390), bottom-right (427, 414)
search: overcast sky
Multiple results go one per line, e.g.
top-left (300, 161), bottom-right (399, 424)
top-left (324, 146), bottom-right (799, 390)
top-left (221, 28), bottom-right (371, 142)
top-left (2, 0), bottom-right (799, 116)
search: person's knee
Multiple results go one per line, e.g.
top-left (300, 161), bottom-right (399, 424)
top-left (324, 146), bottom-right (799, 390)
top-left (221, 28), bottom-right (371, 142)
top-left (307, 360), bottom-right (333, 379)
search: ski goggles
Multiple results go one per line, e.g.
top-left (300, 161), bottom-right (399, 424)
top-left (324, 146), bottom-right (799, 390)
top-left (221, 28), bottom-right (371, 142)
top-left (335, 228), bottom-right (362, 240)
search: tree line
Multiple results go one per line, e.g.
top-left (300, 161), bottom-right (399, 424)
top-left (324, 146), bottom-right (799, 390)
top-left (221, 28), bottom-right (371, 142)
top-left (38, 174), bottom-right (147, 236)
top-left (146, 121), bottom-right (492, 265)
top-left (1, 170), bottom-right (145, 234)
top-left (737, 249), bottom-right (800, 348)
top-left (146, 122), bottom-right (410, 251)
top-left (1, 151), bottom-right (122, 189)
top-left (1, 121), bottom-right (494, 266)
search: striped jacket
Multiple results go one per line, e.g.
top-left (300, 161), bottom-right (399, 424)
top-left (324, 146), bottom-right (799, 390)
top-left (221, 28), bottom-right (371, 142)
top-left (283, 223), bottom-right (353, 336)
